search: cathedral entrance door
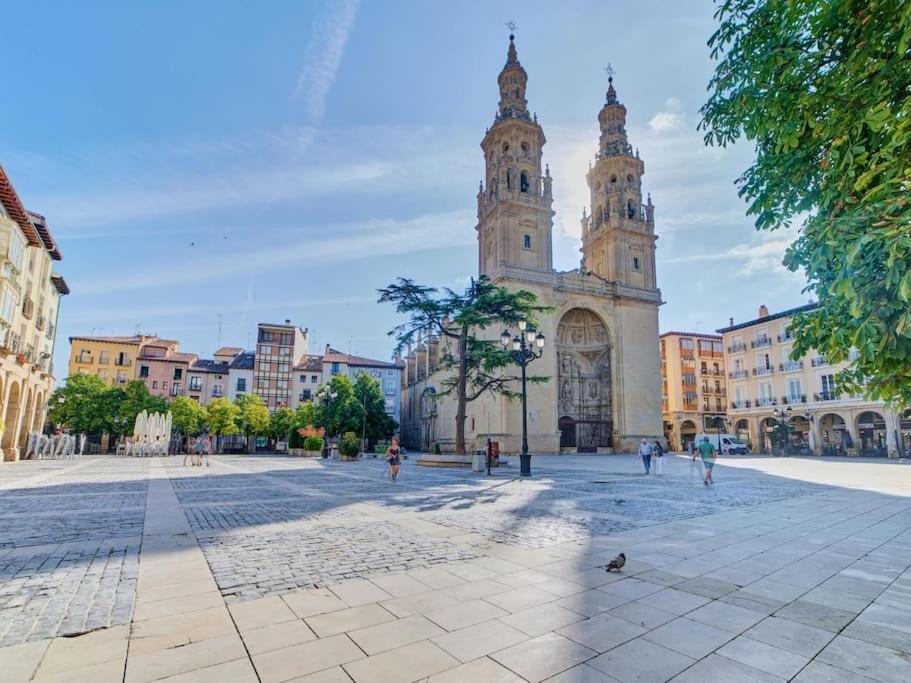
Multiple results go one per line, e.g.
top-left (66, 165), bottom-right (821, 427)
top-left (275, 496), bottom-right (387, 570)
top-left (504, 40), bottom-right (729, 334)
top-left (558, 416), bottom-right (576, 448)
top-left (557, 308), bottom-right (613, 452)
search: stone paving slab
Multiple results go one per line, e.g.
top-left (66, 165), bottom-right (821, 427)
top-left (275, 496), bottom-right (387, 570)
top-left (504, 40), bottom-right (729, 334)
top-left (0, 452), bottom-right (909, 681)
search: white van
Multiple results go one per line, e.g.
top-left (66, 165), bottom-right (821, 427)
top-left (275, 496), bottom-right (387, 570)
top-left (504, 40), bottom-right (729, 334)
top-left (693, 433), bottom-right (750, 455)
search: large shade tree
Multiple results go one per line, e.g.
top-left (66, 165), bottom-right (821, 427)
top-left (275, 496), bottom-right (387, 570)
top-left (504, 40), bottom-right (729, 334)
top-left (700, 0), bottom-right (911, 405)
top-left (318, 375), bottom-right (365, 437)
top-left (352, 371), bottom-right (398, 442)
top-left (379, 275), bottom-right (550, 454)
top-left (49, 374), bottom-right (110, 434)
top-left (234, 394), bottom-right (270, 452)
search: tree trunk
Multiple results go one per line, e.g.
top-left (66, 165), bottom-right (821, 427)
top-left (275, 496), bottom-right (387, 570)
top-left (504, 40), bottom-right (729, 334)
top-left (454, 325), bottom-right (469, 455)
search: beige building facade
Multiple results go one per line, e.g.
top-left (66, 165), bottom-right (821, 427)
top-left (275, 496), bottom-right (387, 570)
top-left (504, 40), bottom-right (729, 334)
top-left (0, 164), bottom-right (69, 461)
top-left (400, 36), bottom-right (662, 455)
top-left (718, 304), bottom-right (909, 457)
top-left (660, 332), bottom-right (726, 451)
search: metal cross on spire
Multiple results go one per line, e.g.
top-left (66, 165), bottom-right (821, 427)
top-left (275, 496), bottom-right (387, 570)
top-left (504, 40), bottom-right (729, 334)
top-left (604, 63), bottom-right (616, 82)
top-left (505, 20), bottom-right (518, 36)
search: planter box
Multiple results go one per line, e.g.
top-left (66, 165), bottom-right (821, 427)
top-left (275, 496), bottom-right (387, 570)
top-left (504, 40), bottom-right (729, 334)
top-left (304, 450), bottom-right (321, 458)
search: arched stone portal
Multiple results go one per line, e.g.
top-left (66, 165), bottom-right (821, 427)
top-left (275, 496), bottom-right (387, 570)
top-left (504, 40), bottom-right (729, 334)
top-left (556, 308), bottom-right (612, 451)
top-left (2, 382), bottom-right (21, 457)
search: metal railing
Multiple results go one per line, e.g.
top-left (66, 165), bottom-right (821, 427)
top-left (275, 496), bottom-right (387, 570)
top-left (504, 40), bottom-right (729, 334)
top-left (814, 391), bottom-right (839, 401)
top-left (811, 357), bottom-right (828, 368)
top-left (757, 396), bottom-right (777, 407)
top-left (779, 360), bottom-right (803, 372)
top-left (751, 336), bottom-right (772, 349)
top-left (728, 342), bottom-right (747, 353)
top-left (752, 366), bottom-right (774, 376)
top-left (729, 369), bottom-right (749, 380)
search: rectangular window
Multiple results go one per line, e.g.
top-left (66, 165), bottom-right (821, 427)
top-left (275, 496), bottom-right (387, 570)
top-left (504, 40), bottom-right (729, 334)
top-left (7, 229), bottom-right (25, 272)
top-left (174, 368), bottom-right (183, 380)
top-left (151, 380), bottom-right (158, 389)
top-left (632, 256), bottom-right (641, 271)
top-left (139, 365), bottom-right (149, 378)
top-left (162, 380), bottom-right (168, 390)
top-left (212, 384), bottom-right (223, 397)
top-left (331, 362), bottom-right (340, 375)
top-left (172, 382), bottom-right (180, 396)
top-left (0, 284), bottom-right (18, 323)
top-left (116, 372), bottom-right (126, 384)
top-left (189, 377), bottom-right (202, 391)
top-left (680, 338), bottom-right (694, 350)
top-left (523, 234), bottom-right (532, 250)
top-left (787, 378), bottom-right (802, 401)
top-left (300, 389), bottom-right (312, 401)
top-left (311, 375), bottom-right (318, 383)
top-left (99, 351), bottom-right (110, 364)
top-left (236, 378), bottom-right (246, 392)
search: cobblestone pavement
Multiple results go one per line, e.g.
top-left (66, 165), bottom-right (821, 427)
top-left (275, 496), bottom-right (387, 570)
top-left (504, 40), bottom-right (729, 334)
top-left (0, 452), bottom-right (909, 682)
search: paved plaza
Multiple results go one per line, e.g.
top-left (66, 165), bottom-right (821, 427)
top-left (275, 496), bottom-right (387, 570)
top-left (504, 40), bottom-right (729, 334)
top-left (1, 453), bottom-right (910, 682)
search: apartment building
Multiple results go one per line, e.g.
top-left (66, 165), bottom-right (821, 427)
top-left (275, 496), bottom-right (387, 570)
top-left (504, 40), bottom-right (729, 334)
top-left (137, 339), bottom-right (196, 399)
top-left (0, 163), bottom-right (69, 460)
top-left (68, 334), bottom-right (163, 386)
top-left (252, 321), bottom-right (308, 410)
top-left (660, 332), bottom-right (726, 451)
top-left (228, 351), bottom-right (254, 401)
top-left (718, 304), bottom-right (909, 456)
top-left (186, 359), bottom-right (229, 406)
top-left (292, 355), bottom-right (322, 407)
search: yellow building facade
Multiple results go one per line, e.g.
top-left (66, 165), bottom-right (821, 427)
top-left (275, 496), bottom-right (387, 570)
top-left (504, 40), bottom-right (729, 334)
top-left (660, 332), bottom-right (726, 451)
top-left (718, 304), bottom-right (909, 456)
top-left (67, 335), bottom-right (159, 386)
top-left (0, 164), bottom-right (69, 461)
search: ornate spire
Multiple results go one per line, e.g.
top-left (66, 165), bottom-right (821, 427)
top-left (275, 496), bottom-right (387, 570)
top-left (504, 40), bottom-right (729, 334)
top-left (496, 26), bottom-right (530, 120)
top-left (604, 64), bottom-right (618, 104)
top-left (506, 34), bottom-right (519, 65)
top-left (597, 65), bottom-right (632, 158)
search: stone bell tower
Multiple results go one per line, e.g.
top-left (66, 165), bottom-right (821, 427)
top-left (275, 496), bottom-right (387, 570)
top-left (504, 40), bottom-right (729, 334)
top-left (581, 73), bottom-right (657, 291)
top-left (476, 33), bottom-right (555, 279)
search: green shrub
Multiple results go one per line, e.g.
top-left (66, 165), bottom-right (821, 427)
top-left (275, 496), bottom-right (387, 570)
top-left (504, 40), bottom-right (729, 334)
top-left (302, 435), bottom-right (323, 451)
top-left (338, 432), bottom-right (360, 458)
top-left (433, 442), bottom-right (442, 455)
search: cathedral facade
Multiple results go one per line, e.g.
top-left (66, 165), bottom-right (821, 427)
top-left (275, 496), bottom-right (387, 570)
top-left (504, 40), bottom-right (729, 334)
top-left (400, 35), bottom-right (662, 454)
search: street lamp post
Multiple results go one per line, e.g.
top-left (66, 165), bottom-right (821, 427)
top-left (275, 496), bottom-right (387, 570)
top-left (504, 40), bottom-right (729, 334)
top-left (321, 389), bottom-right (338, 458)
top-left (771, 406), bottom-right (792, 456)
top-left (501, 320), bottom-right (545, 477)
top-left (708, 415), bottom-right (726, 453)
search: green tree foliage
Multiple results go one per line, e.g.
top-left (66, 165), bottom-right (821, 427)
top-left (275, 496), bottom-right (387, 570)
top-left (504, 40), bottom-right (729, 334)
top-left (170, 396), bottom-right (205, 437)
top-left (234, 394), bottom-right (270, 437)
top-left (268, 407), bottom-right (295, 441)
top-left (49, 375), bottom-right (167, 435)
top-left (205, 397), bottom-right (240, 436)
top-left (319, 376), bottom-right (365, 437)
top-left (49, 374), bottom-right (109, 434)
top-left (338, 431), bottom-right (360, 458)
top-left (379, 275), bottom-right (551, 454)
top-left (293, 402), bottom-right (321, 429)
top-left (117, 380), bottom-right (168, 430)
top-left (700, 0), bottom-right (911, 405)
top-left (352, 372), bottom-right (397, 441)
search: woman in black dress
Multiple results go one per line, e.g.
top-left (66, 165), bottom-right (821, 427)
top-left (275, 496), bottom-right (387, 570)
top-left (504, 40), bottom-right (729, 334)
top-left (386, 437), bottom-right (401, 481)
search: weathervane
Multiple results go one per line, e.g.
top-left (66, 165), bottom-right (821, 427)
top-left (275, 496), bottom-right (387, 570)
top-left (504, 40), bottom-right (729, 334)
top-left (604, 63), bottom-right (616, 82)
top-left (505, 20), bottom-right (518, 36)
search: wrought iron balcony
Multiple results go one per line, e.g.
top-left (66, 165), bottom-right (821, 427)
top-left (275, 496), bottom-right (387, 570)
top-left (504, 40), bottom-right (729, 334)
top-left (781, 394), bottom-right (807, 405)
top-left (779, 360), bottom-right (803, 372)
top-left (728, 342), bottom-right (747, 353)
top-left (752, 366), bottom-right (774, 376)
top-left (814, 391), bottom-right (839, 401)
top-left (757, 396), bottom-right (777, 407)
top-left (777, 332), bottom-right (793, 343)
top-left (751, 336), bottom-right (772, 349)
top-left (811, 357), bottom-right (828, 367)
top-left (729, 369), bottom-right (749, 380)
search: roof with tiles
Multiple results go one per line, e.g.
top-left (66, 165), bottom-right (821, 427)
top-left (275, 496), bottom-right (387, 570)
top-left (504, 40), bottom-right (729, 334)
top-left (188, 359), bottom-right (229, 374)
top-left (0, 163), bottom-right (41, 247)
top-left (293, 355), bottom-right (323, 372)
top-left (322, 346), bottom-right (402, 370)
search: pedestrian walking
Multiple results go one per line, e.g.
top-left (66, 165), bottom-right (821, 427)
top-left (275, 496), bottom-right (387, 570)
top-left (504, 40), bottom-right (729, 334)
top-left (698, 436), bottom-right (716, 486)
top-left (201, 434), bottom-right (211, 467)
top-left (184, 436), bottom-right (199, 466)
top-left (653, 440), bottom-right (664, 475)
top-left (638, 438), bottom-right (653, 474)
top-left (386, 437), bottom-right (402, 482)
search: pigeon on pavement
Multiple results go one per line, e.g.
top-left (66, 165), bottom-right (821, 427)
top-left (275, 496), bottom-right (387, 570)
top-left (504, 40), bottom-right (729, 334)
top-left (605, 553), bottom-right (626, 572)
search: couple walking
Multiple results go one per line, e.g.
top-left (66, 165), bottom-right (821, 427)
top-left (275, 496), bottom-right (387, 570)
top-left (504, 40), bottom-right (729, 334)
top-left (638, 438), bottom-right (664, 475)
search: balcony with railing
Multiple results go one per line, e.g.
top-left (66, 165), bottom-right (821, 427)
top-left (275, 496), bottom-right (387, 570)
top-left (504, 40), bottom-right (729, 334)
top-left (700, 368), bottom-right (724, 376)
top-left (757, 396), bottom-right (777, 407)
top-left (778, 360), bottom-right (803, 372)
top-left (751, 335), bottom-right (772, 349)
top-left (729, 369), bottom-right (749, 380)
top-left (211, 388), bottom-right (223, 397)
top-left (810, 357), bottom-right (828, 368)
top-left (45, 321), bottom-right (55, 340)
top-left (777, 331), bottom-right (793, 343)
top-left (0, 328), bottom-right (21, 354)
top-left (21, 295), bottom-right (34, 320)
top-left (728, 342), bottom-right (747, 354)
top-left (814, 391), bottom-right (839, 401)
top-left (76, 351), bottom-right (93, 364)
top-left (35, 314), bottom-right (46, 331)
top-left (731, 399), bottom-right (751, 409)
top-left (781, 394), bottom-right (807, 405)
top-left (752, 366), bottom-right (774, 376)
top-left (114, 357), bottom-right (132, 367)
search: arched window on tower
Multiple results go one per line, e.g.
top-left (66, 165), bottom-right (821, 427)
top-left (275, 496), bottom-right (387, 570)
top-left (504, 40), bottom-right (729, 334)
top-left (506, 169), bottom-right (512, 191)
top-left (520, 172), bottom-right (529, 193)
top-left (596, 206), bottom-right (604, 226)
top-left (627, 200), bottom-right (636, 219)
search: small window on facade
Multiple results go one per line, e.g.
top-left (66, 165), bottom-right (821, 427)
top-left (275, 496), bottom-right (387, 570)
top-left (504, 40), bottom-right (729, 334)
top-left (521, 141), bottom-right (529, 153)
top-left (237, 378), bottom-right (246, 392)
top-left (174, 368), bottom-right (182, 380)
top-left (152, 381), bottom-right (158, 389)
top-left (311, 375), bottom-right (318, 383)
top-left (520, 172), bottom-right (529, 193)
top-left (502, 142), bottom-right (509, 153)
top-left (632, 256), bottom-right (641, 271)
top-left (523, 234), bottom-right (532, 250)
top-left (139, 365), bottom-right (149, 378)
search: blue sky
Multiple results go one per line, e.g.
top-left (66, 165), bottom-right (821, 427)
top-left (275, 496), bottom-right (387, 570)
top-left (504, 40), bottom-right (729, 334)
top-left (1, 0), bottom-right (807, 374)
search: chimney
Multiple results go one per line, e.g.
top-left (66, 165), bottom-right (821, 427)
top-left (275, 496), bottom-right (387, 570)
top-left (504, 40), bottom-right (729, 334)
top-left (284, 319), bottom-right (291, 325)
top-left (729, 317), bottom-right (734, 327)
top-left (758, 304), bottom-right (769, 318)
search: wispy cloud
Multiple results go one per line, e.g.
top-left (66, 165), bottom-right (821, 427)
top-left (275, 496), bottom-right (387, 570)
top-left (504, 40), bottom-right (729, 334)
top-left (78, 209), bottom-right (475, 294)
top-left (648, 111), bottom-right (684, 132)
top-left (292, 0), bottom-right (359, 122)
